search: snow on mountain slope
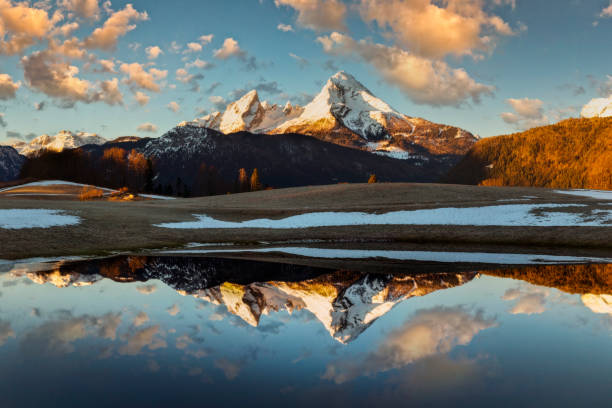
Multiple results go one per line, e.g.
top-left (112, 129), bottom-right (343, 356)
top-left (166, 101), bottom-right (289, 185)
top-left (182, 91), bottom-right (303, 134)
top-left (11, 130), bottom-right (107, 156)
top-left (0, 146), bottom-right (25, 182)
top-left (273, 71), bottom-right (404, 140)
top-left (179, 71), bottom-right (477, 161)
top-left (581, 96), bottom-right (612, 118)
top-left (272, 71), bottom-right (478, 157)
top-left (581, 294), bottom-right (612, 315)
top-left (16, 256), bottom-right (477, 343)
top-left (194, 271), bottom-right (477, 343)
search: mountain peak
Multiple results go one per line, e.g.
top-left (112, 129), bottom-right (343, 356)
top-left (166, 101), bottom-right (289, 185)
top-left (11, 130), bottom-right (106, 156)
top-left (328, 71), bottom-right (368, 91)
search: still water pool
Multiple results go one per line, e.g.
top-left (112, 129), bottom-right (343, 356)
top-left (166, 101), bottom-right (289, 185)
top-left (0, 256), bottom-right (610, 407)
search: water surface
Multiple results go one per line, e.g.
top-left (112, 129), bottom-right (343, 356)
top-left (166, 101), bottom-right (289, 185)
top-left (0, 256), bottom-right (611, 407)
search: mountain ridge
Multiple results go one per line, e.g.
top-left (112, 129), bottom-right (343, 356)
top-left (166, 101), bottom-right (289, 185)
top-left (181, 71), bottom-right (478, 163)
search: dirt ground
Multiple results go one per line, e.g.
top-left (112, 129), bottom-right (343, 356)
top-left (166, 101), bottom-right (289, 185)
top-left (1, 182), bottom-right (611, 259)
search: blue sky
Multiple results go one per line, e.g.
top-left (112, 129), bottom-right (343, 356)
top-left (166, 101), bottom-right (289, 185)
top-left (1, 0), bottom-right (612, 143)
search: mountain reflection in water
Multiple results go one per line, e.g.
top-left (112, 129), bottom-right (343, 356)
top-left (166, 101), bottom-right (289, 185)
top-left (0, 256), bottom-right (611, 407)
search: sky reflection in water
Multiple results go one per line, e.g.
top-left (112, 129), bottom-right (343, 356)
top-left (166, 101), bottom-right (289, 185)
top-left (0, 256), bottom-right (611, 407)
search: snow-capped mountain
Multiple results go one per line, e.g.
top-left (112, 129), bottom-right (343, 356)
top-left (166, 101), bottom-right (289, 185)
top-left (18, 255), bottom-right (477, 343)
top-left (192, 270), bottom-right (476, 343)
top-left (180, 71), bottom-right (477, 162)
top-left (581, 96), bottom-right (612, 118)
top-left (181, 90), bottom-right (304, 134)
top-left (581, 294), bottom-right (612, 315)
top-left (141, 124), bottom-right (437, 189)
top-left (11, 130), bottom-right (107, 156)
top-left (0, 146), bottom-right (25, 182)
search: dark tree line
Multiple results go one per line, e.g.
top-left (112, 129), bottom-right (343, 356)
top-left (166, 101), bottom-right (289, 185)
top-left (20, 148), bottom-right (267, 197)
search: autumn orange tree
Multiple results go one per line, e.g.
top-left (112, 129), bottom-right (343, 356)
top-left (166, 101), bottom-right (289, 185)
top-left (446, 117), bottom-right (612, 190)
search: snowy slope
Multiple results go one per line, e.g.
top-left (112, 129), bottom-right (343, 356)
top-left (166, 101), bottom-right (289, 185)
top-left (0, 146), bottom-right (25, 181)
top-left (182, 91), bottom-right (303, 134)
top-left (581, 96), bottom-right (612, 118)
top-left (274, 71), bottom-right (405, 139)
top-left (178, 71), bottom-right (477, 161)
top-left (11, 130), bottom-right (107, 156)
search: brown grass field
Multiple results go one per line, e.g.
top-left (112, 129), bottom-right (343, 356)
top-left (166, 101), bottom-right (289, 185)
top-left (1, 182), bottom-right (611, 260)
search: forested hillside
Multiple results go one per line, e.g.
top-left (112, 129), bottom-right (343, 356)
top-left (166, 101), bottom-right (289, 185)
top-left (445, 118), bottom-right (612, 189)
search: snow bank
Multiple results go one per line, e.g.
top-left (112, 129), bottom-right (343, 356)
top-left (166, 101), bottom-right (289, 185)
top-left (164, 247), bottom-right (612, 265)
top-left (555, 189), bottom-right (612, 201)
top-left (155, 204), bottom-right (612, 229)
top-left (0, 181), bottom-right (174, 200)
top-left (139, 194), bottom-right (176, 200)
top-left (0, 209), bottom-right (81, 229)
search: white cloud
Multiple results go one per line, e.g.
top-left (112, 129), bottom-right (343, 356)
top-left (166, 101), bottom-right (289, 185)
top-left (133, 311), bottom-right (149, 327)
top-left (84, 4), bottom-right (148, 50)
top-left (97, 58), bottom-right (115, 73)
top-left (502, 286), bottom-right (549, 315)
top-left (185, 58), bottom-right (212, 69)
top-left (199, 34), bottom-right (213, 45)
top-left (600, 2), bottom-right (612, 17)
top-left (277, 23), bottom-right (294, 32)
top-left (0, 0), bottom-right (60, 55)
top-left (214, 358), bottom-right (243, 380)
top-left (21, 50), bottom-right (94, 105)
top-left (317, 32), bottom-right (494, 106)
top-left (322, 307), bottom-right (496, 384)
top-left (59, 0), bottom-right (100, 20)
top-left (500, 97), bottom-right (550, 130)
top-left (136, 283), bottom-right (157, 294)
top-left (213, 37), bottom-right (245, 60)
top-left (209, 95), bottom-right (227, 110)
top-left (119, 325), bottom-right (166, 355)
top-left (95, 77), bottom-right (123, 105)
top-left (167, 303), bottom-right (180, 315)
top-left (0, 321), bottom-right (14, 346)
top-left (289, 52), bottom-right (309, 68)
top-left (137, 122), bottom-right (157, 132)
top-left (54, 22), bottom-right (80, 37)
top-left (134, 90), bottom-right (149, 106)
top-left (120, 62), bottom-right (166, 92)
top-left (358, 0), bottom-right (520, 59)
top-left (274, 0), bottom-right (347, 31)
top-left (145, 45), bottom-right (163, 60)
top-left (0, 73), bottom-right (20, 99)
top-left (184, 42), bottom-right (202, 53)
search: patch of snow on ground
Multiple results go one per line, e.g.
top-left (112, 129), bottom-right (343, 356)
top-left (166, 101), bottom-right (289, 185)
top-left (155, 204), bottom-right (612, 229)
top-left (0, 209), bottom-right (80, 229)
top-left (0, 209), bottom-right (81, 229)
top-left (0, 181), bottom-right (174, 200)
top-left (164, 247), bottom-right (612, 265)
top-left (139, 194), bottom-right (176, 200)
top-left (555, 189), bottom-right (612, 201)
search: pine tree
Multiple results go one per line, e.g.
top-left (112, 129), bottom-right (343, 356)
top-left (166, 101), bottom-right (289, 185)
top-left (250, 168), bottom-right (261, 191)
top-left (238, 168), bottom-right (249, 192)
top-left (368, 174), bottom-right (378, 183)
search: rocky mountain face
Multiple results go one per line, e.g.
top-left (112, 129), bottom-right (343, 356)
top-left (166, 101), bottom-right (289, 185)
top-left (11, 130), bottom-right (107, 156)
top-left (0, 146), bottom-right (25, 182)
top-left (16, 255), bottom-right (478, 343)
top-left (8, 72), bottom-right (479, 191)
top-left (181, 71), bottom-right (478, 167)
top-left (184, 90), bottom-right (304, 134)
top-left (141, 124), bottom-right (440, 189)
